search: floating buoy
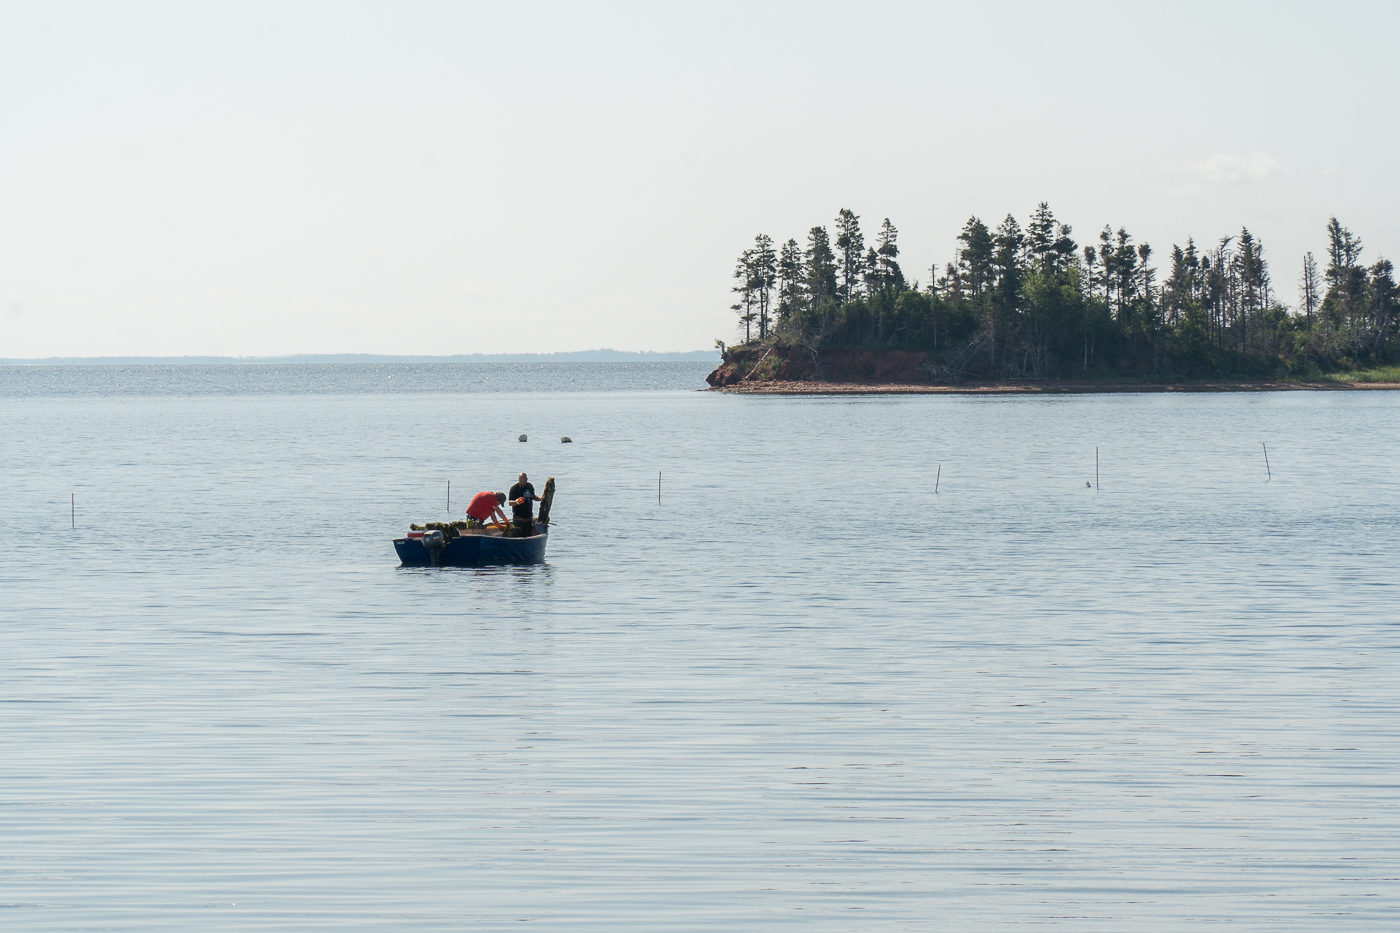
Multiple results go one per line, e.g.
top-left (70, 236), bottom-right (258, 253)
top-left (561, 436), bottom-right (572, 443)
top-left (518, 434), bottom-right (527, 442)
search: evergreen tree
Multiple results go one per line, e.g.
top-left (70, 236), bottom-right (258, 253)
top-left (1323, 218), bottom-right (1368, 356)
top-left (1023, 204), bottom-right (1077, 276)
top-left (1026, 203), bottom-right (1058, 272)
top-left (1162, 239), bottom-right (1202, 329)
top-left (1299, 252), bottom-right (1321, 328)
top-left (1235, 229), bottom-right (1263, 353)
top-left (874, 218), bottom-right (904, 291)
top-left (804, 226), bottom-right (838, 306)
top-left (834, 209), bottom-right (866, 303)
top-left (1096, 226), bottom-right (1117, 307)
top-left (956, 217), bottom-right (994, 298)
top-left (1325, 217), bottom-right (1363, 289)
top-left (1082, 245), bottom-right (1100, 298)
top-left (1368, 259), bottom-right (1399, 355)
top-left (752, 234), bottom-right (778, 340)
top-left (861, 246), bottom-right (882, 300)
top-left (990, 216), bottom-right (1025, 369)
top-left (732, 248), bottom-right (756, 343)
top-left (1108, 228), bottom-right (1139, 321)
top-left (777, 238), bottom-right (806, 322)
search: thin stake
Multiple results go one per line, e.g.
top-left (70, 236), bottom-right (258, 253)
top-left (935, 464), bottom-right (941, 494)
top-left (447, 480), bottom-right (451, 514)
top-left (1262, 442), bottom-right (1271, 481)
top-left (658, 471), bottom-right (661, 504)
top-left (1095, 447), bottom-right (1100, 491)
top-left (71, 493), bottom-right (75, 529)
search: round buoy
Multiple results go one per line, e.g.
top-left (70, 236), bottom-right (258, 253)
top-left (519, 434), bottom-right (527, 442)
top-left (561, 436), bottom-right (572, 443)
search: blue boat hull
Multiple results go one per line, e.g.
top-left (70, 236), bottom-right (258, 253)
top-left (394, 528), bottom-right (548, 568)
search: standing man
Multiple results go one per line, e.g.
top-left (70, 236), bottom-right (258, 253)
top-left (508, 472), bottom-right (540, 535)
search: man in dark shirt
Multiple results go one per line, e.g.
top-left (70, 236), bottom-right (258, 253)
top-left (508, 473), bottom-right (540, 534)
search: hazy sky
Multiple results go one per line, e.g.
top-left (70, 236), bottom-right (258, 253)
top-left (2, 1), bottom-right (1397, 357)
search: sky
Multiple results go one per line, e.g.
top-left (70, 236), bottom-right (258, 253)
top-left (1, 0), bottom-right (1397, 358)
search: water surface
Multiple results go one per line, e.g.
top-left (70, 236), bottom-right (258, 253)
top-left (2, 365), bottom-right (1397, 930)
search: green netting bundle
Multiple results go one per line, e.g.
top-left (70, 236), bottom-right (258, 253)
top-left (406, 520), bottom-right (475, 540)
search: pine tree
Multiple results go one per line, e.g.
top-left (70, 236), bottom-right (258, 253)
top-left (834, 209), bottom-right (866, 303)
top-left (777, 238), bottom-right (806, 323)
top-left (1023, 203), bottom-right (1078, 277)
top-left (861, 246), bottom-right (881, 297)
top-left (1097, 226), bottom-right (1117, 307)
top-left (732, 249), bottom-right (756, 343)
top-left (1027, 203), bottom-right (1057, 272)
top-left (1053, 223), bottom-right (1077, 273)
top-left (1235, 229), bottom-right (1263, 353)
top-left (990, 216), bottom-right (1025, 369)
top-left (752, 234), bottom-right (778, 339)
top-left (1324, 217), bottom-right (1363, 289)
top-left (1299, 252), bottom-right (1321, 328)
top-left (804, 226), bottom-right (838, 306)
top-left (1083, 245), bottom-right (1099, 297)
top-left (1368, 259), bottom-right (1399, 355)
top-left (1110, 228), bottom-right (1139, 321)
top-left (874, 218), bottom-right (903, 291)
top-left (1163, 239), bottom-right (1202, 329)
top-left (956, 217), bottom-right (994, 298)
top-left (992, 216), bottom-right (1024, 306)
top-left (1323, 218), bottom-right (1367, 356)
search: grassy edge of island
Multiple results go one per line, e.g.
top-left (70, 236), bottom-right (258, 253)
top-left (705, 347), bottom-right (1400, 394)
top-left (711, 377), bottom-right (1400, 395)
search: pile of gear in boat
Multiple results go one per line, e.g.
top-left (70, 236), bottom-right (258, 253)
top-left (407, 473), bottom-right (554, 543)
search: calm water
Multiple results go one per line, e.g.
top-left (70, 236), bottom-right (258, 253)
top-left (2, 364), bottom-right (1397, 930)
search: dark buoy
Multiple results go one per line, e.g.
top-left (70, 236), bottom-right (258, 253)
top-left (561, 436), bottom-right (572, 443)
top-left (519, 434), bottom-right (527, 442)
top-left (1086, 481), bottom-right (1091, 487)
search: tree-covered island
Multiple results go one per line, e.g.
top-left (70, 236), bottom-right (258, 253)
top-left (708, 206), bottom-right (1399, 388)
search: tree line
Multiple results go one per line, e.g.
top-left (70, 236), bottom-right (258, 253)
top-left (728, 206), bottom-right (1399, 378)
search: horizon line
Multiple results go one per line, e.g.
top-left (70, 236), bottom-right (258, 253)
top-left (0, 349), bottom-right (720, 365)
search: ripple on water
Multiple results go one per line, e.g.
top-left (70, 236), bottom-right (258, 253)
top-left (0, 374), bottom-right (1397, 929)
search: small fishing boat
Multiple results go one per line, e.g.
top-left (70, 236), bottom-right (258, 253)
top-left (395, 476), bottom-right (555, 568)
top-left (394, 524), bottom-right (548, 568)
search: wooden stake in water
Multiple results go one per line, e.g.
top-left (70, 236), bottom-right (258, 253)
top-left (1095, 447), bottom-right (1100, 491)
top-left (935, 464), bottom-right (941, 493)
top-left (658, 471), bottom-right (661, 504)
top-left (1262, 442), bottom-right (1271, 481)
top-left (447, 480), bottom-right (451, 514)
top-left (71, 493), bottom-right (75, 529)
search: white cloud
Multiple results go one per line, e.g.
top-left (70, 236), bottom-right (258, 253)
top-left (1188, 152), bottom-right (1283, 185)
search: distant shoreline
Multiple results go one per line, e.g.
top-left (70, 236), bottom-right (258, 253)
top-left (713, 379), bottom-right (1400, 395)
top-left (0, 351), bottom-right (719, 366)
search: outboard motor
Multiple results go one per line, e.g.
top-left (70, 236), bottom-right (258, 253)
top-left (422, 529), bottom-right (446, 566)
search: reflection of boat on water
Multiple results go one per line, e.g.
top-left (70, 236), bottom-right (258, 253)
top-left (394, 524), bottom-right (548, 567)
top-left (395, 475), bottom-right (555, 568)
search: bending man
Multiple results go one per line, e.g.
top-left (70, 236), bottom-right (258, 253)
top-left (466, 490), bottom-right (509, 529)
